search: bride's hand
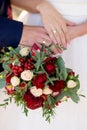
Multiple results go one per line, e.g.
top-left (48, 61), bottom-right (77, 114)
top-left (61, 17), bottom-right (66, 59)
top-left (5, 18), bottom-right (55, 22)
top-left (37, 1), bottom-right (75, 49)
top-left (68, 22), bottom-right (87, 41)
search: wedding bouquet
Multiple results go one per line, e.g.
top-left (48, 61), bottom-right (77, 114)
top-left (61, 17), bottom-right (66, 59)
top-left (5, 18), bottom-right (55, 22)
top-left (0, 44), bottom-right (80, 122)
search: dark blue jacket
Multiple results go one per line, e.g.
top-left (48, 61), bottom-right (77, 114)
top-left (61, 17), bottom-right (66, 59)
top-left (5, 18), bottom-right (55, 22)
top-left (0, 0), bottom-right (23, 48)
top-left (0, 0), bottom-right (23, 71)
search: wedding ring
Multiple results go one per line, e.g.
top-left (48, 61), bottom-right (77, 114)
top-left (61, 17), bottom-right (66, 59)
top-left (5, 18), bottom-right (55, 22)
top-left (53, 30), bottom-right (57, 34)
top-left (42, 40), bottom-right (46, 44)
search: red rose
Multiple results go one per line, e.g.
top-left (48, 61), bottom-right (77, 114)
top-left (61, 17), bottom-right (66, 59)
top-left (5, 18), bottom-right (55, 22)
top-left (32, 73), bottom-right (47, 89)
top-left (44, 62), bottom-right (56, 75)
top-left (24, 89), bottom-right (43, 110)
top-left (49, 80), bottom-right (66, 92)
top-left (44, 57), bottom-right (57, 63)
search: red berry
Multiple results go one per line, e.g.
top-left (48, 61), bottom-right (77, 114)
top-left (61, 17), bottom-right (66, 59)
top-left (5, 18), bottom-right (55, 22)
top-left (24, 62), bottom-right (28, 68)
top-left (18, 67), bottom-right (23, 73)
top-left (20, 58), bottom-right (26, 63)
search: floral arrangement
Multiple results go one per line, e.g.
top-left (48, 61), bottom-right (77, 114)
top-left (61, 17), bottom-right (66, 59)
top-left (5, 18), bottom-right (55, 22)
top-left (0, 44), bottom-right (81, 122)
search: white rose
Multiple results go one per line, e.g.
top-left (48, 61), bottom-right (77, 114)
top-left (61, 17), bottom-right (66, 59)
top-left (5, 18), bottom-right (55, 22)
top-left (43, 86), bottom-right (52, 95)
top-left (19, 47), bottom-right (30, 56)
top-left (21, 70), bottom-right (33, 81)
top-left (30, 86), bottom-right (42, 97)
top-left (11, 76), bottom-right (20, 86)
top-left (67, 80), bottom-right (77, 88)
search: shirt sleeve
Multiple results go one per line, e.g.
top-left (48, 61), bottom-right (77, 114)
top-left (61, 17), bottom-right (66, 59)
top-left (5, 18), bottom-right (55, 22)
top-left (0, 16), bottom-right (23, 48)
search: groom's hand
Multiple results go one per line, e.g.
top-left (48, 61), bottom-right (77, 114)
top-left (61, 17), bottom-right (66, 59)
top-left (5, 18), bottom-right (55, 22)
top-left (20, 25), bottom-right (59, 54)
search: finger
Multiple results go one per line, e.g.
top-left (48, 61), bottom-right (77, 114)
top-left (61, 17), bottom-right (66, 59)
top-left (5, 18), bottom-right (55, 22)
top-left (65, 19), bottom-right (76, 26)
top-left (36, 37), bottom-right (51, 47)
top-left (36, 31), bottom-right (52, 45)
top-left (59, 30), bottom-right (67, 48)
top-left (36, 37), bottom-right (62, 54)
top-left (45, 27), bottom-right (58, 44)
top-left (40, 33), bottom-right (52, 42)
top-left (51, 27), bottom-right (66, 48)
top-left (54, 44), bottom-right (63, 53)
top-left (54, 28), bottom-right (67, 48)
top-left (51, 44), bottom-right (61, 54)
top-left (61, 24), bottom-right (71, 44)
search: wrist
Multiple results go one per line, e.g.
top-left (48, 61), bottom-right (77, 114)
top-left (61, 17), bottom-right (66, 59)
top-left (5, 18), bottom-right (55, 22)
top-left (36, 1), bottom-right (62, 18)
top-left (36, 1), bottom-right (50, 12)
top-left (73, 26), bottom-right (83, 38)
top-left (36, 1), bottom-right (59, 14)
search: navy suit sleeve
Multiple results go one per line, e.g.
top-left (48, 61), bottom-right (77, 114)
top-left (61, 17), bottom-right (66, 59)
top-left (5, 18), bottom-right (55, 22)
top-left (0, 16), bottom-right (23, 48)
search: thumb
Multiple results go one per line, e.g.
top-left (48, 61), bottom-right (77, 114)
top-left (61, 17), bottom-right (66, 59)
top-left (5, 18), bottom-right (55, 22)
top-left (65, 19), bottom-right (76, 26)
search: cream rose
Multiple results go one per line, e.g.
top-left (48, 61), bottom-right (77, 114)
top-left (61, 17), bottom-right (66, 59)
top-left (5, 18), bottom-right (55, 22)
top-left (67, 80), bottom-right (77, 88)
top-left (21, 70), bottom-right (33, 81)
top-left (30, 86), bottom-right (42, 97)
top-left (11, 76), bottom-right (20, 86)
top-left (43, 86), bottom-right (52, 95)
top-left (19, 47), bottom-right (30, 56)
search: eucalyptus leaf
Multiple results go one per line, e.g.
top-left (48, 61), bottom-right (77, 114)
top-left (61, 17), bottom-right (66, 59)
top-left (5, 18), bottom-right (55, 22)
top-left (68, 92), bottom-right (80, 103)
top-left (35, 60), bottom-right (41, 71)
top-left (0, 78), bottom-right (6, 89)
top-left (55, 90), bottom-right (67, 102)
top-left (56, 56), bottom-right (68, 80)
top-left (2, 62), bottom-right (10, 72)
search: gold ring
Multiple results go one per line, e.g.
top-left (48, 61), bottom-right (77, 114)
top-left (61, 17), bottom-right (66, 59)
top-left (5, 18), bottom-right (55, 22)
top-left (53, 30), bottom-right (57, 34)
top-left (42, 40), bottom-right (46, 44)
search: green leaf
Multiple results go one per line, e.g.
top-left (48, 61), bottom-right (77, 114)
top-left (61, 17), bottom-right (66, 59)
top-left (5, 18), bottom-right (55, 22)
top-left (0, 78), bottom-right (6, 89)
top-left (35, 60), bottom-right (41, 71)
top-left (15, 47), bottom-right (20, 53)
top-left (68, 92), bottom-right (80, 103)
top-left (42, 100), bottom-right (55, 123)
top-left (55, 66), bottom-right (60, 79)
top-left (55, 90), bottom-right (66, 102)
top-left (47, 95), bottom-right (55, 107)
top-left (2, 62), bottom-right (10, 71)
top-left (79, 94), bottom-right (86, 98)
top-left (56, 56), bottom-right (67, 80)
top-left (66, 68), bottom-right (73, 73)
top-left (1, 56), bottom-right (10, 62)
